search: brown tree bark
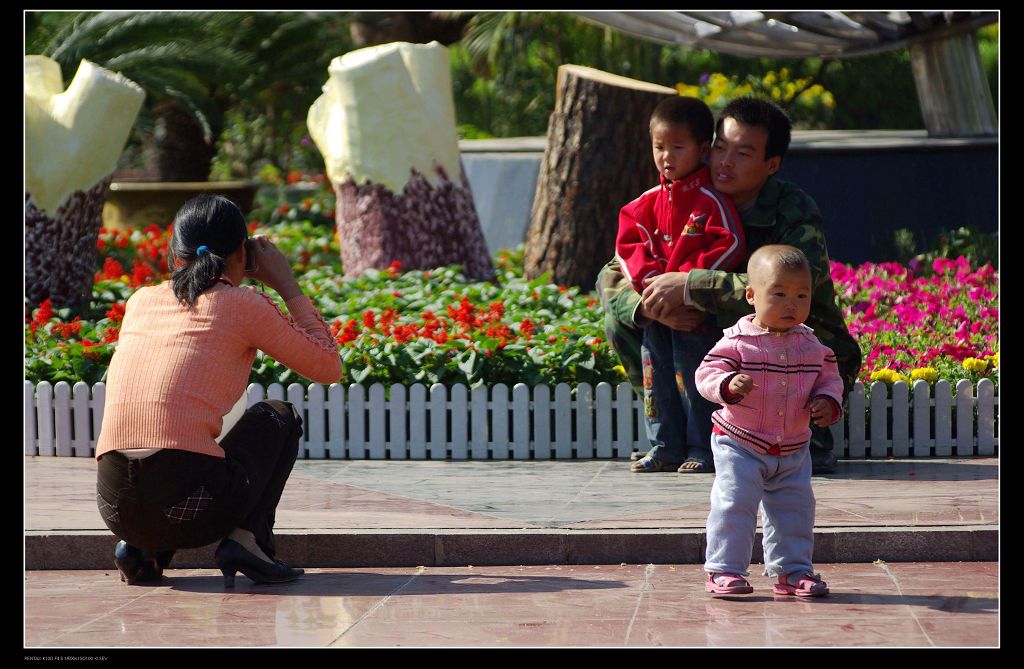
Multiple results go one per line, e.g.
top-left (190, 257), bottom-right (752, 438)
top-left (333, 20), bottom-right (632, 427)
top-left (524, 65), bottom-right (677, 290)
top-left (148, 100), bottom-right (216, 182)
top-left (25, 176), bottom-right (112, 311)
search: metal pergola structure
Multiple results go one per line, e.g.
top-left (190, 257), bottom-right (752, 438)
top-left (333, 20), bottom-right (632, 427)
top-left (573, 10), bottom-right (998, 137)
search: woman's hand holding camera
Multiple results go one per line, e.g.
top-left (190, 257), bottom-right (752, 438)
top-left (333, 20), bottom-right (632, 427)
top-left (246, 236), bottom-right (302, 301)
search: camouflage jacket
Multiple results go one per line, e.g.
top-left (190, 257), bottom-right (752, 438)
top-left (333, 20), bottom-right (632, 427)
top-left (598, 176), bottom-right (861, 397)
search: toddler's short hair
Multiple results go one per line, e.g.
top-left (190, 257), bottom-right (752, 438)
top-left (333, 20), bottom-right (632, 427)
top-left (650, 96), bottom-right (715, 145)
top-left (748, 244), bottom-right (810, 280)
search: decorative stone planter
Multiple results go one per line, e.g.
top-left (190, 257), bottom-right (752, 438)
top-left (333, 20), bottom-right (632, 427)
top-left (101, 179), bottom-right (261, 230)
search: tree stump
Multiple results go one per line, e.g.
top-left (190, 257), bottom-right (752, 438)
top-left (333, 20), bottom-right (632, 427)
top-left (524, 65), bottom-right (676, 289)
top-left (308, 41), bottom-right (495, 280)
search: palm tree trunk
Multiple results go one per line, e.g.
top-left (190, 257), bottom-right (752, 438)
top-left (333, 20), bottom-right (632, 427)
top-left (25, 176), bottom-right (112, 311)
top-left (149, 100), bottom-right (215, 182)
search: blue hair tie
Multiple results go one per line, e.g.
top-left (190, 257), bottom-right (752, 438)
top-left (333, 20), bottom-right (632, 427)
top-left (196, 245), bottom-right (209, 256)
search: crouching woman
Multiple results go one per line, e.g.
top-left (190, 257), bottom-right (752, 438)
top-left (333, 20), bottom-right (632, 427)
top-left (95, 194), bottom-right (342, 587)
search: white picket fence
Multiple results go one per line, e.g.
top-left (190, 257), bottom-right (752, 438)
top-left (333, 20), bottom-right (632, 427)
top-left (25, 379), bottom-right (998, 459)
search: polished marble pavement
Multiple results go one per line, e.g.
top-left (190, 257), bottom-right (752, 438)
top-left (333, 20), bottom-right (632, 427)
top-left (26, 456), bottom-right (997, 532)
top-left (24, 562), bottom-right (999, 647)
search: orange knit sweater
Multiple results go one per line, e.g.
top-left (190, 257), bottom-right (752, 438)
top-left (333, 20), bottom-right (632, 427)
top-left (95, 279), bottom-right (342, 459)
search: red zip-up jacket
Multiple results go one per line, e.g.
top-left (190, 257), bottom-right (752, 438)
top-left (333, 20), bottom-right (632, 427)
top-left (615, 165), bottom-right (744, 292)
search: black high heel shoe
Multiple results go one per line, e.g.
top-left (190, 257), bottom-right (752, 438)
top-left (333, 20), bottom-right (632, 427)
top-left (114, 541), bottom-right (174, 585)
top-left (214, 539), bottom-right (303, 588)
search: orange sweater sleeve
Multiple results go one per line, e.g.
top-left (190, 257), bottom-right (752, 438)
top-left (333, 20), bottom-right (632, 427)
top-left (241, 288), bottom-right (342, 385)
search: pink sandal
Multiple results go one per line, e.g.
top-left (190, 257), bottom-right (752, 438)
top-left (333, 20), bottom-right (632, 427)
top-left (705, 572), bottom-right (753, 595)
top-left (773, 572), bottom-right (829, 597)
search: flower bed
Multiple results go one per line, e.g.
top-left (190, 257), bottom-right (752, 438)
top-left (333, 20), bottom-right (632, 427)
top-left (25, 218), bottom-right (998, 395)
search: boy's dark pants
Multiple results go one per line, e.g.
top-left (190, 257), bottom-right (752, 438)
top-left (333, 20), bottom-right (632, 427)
top-left (641, 320), bottom-right (719, 466)
top-left (96, 400), bottom-right (303, 559)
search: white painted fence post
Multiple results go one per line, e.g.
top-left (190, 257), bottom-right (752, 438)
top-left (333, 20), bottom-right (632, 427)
top-left (470, 384), bottom-right (489, 459)
top-left (575, 382), bottom-right (594, 459)
top-left (847, 382), bottom-right (867, 458)
top-left (955, 379), bottom-right (975, 457)
top-left (912, 380), bottom-right (932, 457)
top-left (532, 384), bottom-right (552, 459)
top-left (451, 384), bottom-right (469, 460)
top-left (388, 384), bottom-right (408, 460)
top-left (934, 380), bottom-right (953, 456)
top-left (53, 382), bottom-right (73, 456)
top-left (554, 383), bottom-right (573, 459)
top-left (429, 383), bottom-right (447, 459)
top-left (287, 383), bottom-right (307, 458)
top-left (868, 381), bottom-right (889, 458)
top-left (512, 383), bottom-right (531, 459)
top-left (304, 384), bottom-right (327, 459)
top-left (72, 381), bottom-right (92, 457)
top-left (976, 379), bottom-right (996, 455)
top-left (595, 382), bottom-right (614, 458)
top-left (368, 383), bottom-right (387, 459)
top-left (36, 382), bottom-right (55, 457)
top-left (348, 383), bottom-right (367, 459)
top-left (25, 381), bottom-right (37, 455)
top-left (408, 383), bottom-right (427, 460)
top-left (327, 384), bottom-right (346, 459)
top-left (615, 382), bottom-right (634, 459)
top-left (491, 383), bottom-right (510, 459)
top-left (890, 381), bottom-right (910, 457)
top-left (635, 394), bottom-right (652, 452)
top-left (92, 382), bottom-right (106, 454)
top-left (267, 382), bottom-right (285, 402)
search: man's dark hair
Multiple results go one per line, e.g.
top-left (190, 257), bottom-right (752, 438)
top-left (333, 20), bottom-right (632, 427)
top-left (717, 97), bottom-right (792, 162)
top-left (650, 96), bottom-right (715, 145)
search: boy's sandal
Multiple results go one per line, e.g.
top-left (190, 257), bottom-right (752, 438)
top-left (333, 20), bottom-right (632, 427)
top-left (705, 572), bottom-right (753, 595)
top-left (677, 456), bottom-right (714, 473)
top-left (630, 455), bottom-right (668, 473)
top-left (773, 572), bottom-right (829, 597)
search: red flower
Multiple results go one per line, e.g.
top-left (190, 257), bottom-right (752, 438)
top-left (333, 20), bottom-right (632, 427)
top-left (102, 257), bottom-right (125, 280)
top-left (286, 170), bottom-right (303, 185)
top-left (33, 299), bottom-right (54, 326)
top-left (105, 303), bottom-right (127, 323)
top-left (102, 326), bottom-right (120, 344)
top-left (362, 310), bottom-right (376, 329)
top-left (520, 318), bottom-right (536, 340)
top-left (337, 319), bottom-right (360, 344)
top-left (279, 204), bottom-right (290, 215)
top-left (130, 260), bottom-right (155, 287)
top-left (388, 260), bottom-right (403, 277)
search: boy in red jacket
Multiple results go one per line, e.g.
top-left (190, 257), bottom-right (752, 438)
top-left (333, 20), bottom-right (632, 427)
top-left (616, 96), bottom-right (745, 473)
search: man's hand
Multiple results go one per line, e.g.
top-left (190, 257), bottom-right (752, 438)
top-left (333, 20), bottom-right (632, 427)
top-left (728, 374), bottom-right (755, 398)
top-left (641, 271), bottom-right (689, 319)
top-left (807, 397), bottom-right (838, 426)
top-left (637, 303), bottom-right (707, 332)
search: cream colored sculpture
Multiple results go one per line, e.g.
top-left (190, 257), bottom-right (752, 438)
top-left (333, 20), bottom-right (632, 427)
top-left (25, 56), bottom-right (144, 308)
top-left (307, 41), bottom-right (494, 280)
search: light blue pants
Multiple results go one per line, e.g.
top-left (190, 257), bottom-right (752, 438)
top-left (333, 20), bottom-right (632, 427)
top-left (704, 433), bottom-right (816, 578)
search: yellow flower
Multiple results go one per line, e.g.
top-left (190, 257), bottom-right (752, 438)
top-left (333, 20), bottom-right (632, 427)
top-left (910, 367), bottom-right (938, 384)
top-left (984, 352), bottom-right (999, 368)
top-left (785, 82), bottom-right (797, 100)
top-left (962, 358), bottom-right (989, 374)
top-left (822, 92), bottom-right (836, 109)
top-left (771, 86), bottom-right (781, 100)
top-left (676, 83), bottom-right (701, 97)
top-left (779, 67), bottom-right (790, 80)
top-left (869, 369), bottom-right (908, 385)
top-left (762, 71), bottom-right (777, 86)
top-left (613, 364), bottom-right (628, 380)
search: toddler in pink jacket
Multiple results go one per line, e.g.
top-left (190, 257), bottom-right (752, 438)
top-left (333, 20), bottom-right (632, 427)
top-left (695, 244), bottom-right (844, 597)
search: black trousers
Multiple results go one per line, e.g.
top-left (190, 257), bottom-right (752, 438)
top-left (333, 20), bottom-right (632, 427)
top-left (96, 400), bottom-right (302, 558)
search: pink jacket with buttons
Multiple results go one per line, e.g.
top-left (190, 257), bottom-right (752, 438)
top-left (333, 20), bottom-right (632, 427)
top-left (695, 314), bottom-right (844, 456)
